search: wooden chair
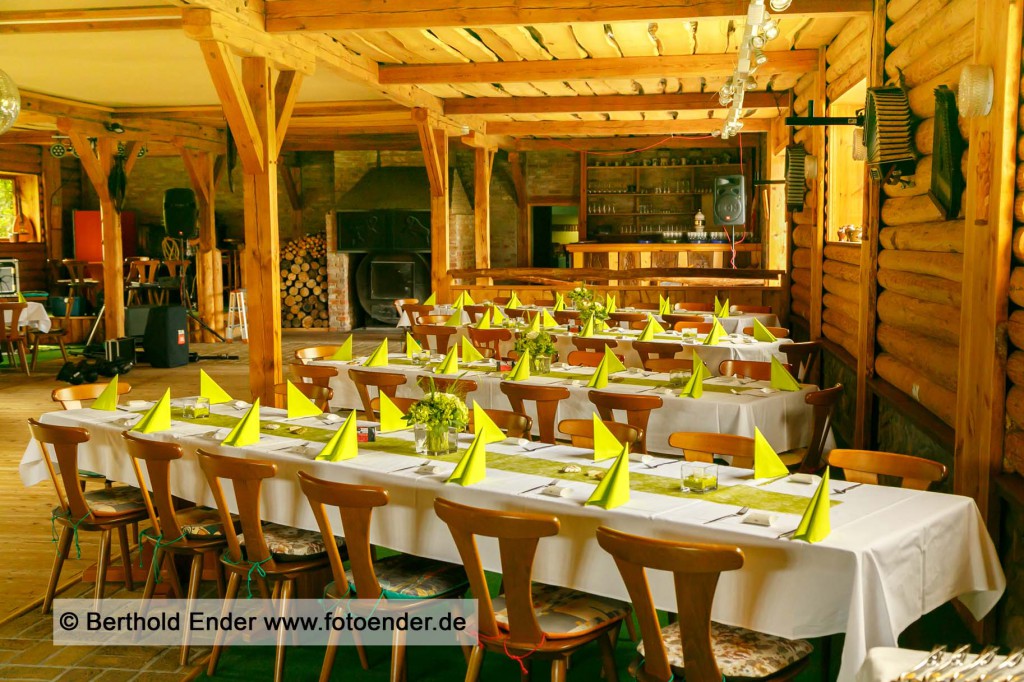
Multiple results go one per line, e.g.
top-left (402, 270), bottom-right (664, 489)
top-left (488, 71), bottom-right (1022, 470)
top-left (122, 432), bottom-right (229, 665)
top-left (0, 301), bottom-right (30, 374)
top-left (504, 307), bottom-right (532, 319)
top-left (633, 341), bottom-right (684, 367)
top-left (668, 432), bottom-right (755, 469)
top-left (624, 299), bottom-right (658, 310)
top-left (466, 326), bottom-right (512, 358)
top-left (554, 310), bottom-right (581, 326)
top-left (434, 497), bottom-right (627, 682)
top-left (608, 312), bottom-right (647, 328)
top-left (572, 337), bottom-right (618, 353)
top-left (533, 298), bottom-right (557, 308)
top-left (558, 418), bottom-right (642, 450)
top-left (401, 304), bottom-right (434, 325)
top-left (644, 357), bottom-right (694, 374)
top-left (595, 526), bottom-right (812, 682)
top-left (295, 345), bottom-right (342, 362)
top-left (289, 362), bottom-right (338, 388)
top-left (674, 301), bottom-right (713, 312)
top-left (493, 296), bottom-right (512, 305)
top-left (28, 419), bottom-right (147, 613)
top-left (393, 298), bottom-right (418, 317)
top-left (674, 321), bottom-right (713, 334)
top-left (741, 325), bottom-right (790, 338)
top-left (468, 408), bottom-right (533, 439)
top-left (718, 359), bottom-right (794, 382)
top-left (411, 324), bottom-right (458, 353)
top-left (417, 314), bottom-right (450, 325)
top-left (29, 296), bottom-right (74, 369)
top-left (125, 258), bottom-right (162, 305)
top-left (349, 368), bottom-right (408, 419)
top-left (52, 381), bottom-right (133, 409)
top-left (371, 395), bottom-right (418, 415)
top-left (780, 341), bottom-right (822, 384)
top-left (567, 350), bottom-right (608, 368)
top-left (589, 391), bottom-right (664, 454)
top-left (417, 375), bottom-right (478, 399)
top-left (827, 449), bottom-right (948, 490)
top-left (197, 450), bottom-right (338, 682)
top-left (61, 259), bottom-right (99, 310)
top-left (463, 304), bottom-right (491, 323)
top-left (299, 472), bottom-right (469, 682)
top-left (500, 382), bottom-right (570, 444)
top-left (272, 382), bottom-right (333, 411)
top-left (662, 314), bottom-right (706, 329)
top-left (781, 384), bottom-right (844, 474)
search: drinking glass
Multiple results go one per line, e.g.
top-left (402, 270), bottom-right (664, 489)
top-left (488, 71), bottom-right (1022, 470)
top-left (681, 463), bottom-right (718, 493)
top-left (414, 423), bottom-right (427, 454)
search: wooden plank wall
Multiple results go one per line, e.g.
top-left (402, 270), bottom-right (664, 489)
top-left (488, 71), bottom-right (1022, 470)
top-left (1003, 64), bottom-right (1024, 472)
top-left (872, 0), bottom-right (973, 427)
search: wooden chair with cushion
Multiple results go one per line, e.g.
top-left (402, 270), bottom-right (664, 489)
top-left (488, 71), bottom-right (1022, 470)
top-left (558, 419), bottom-right (642, 451)
top-left (500, 382), bottom-right (570, 444)
top-left (401, 304), bottom-right (434, 325)
top-left (566, 350), bottom-right (609, 368)
top-left (125, 258), bottom-right (163, 305)
top-left (468, 408), bottom-right (533, 439)
top-left (607, 312), bottom-right (647, 328)
top-left (572, 336), bottom-right (618, 353)
top-left (633, 341), bottom-right (684, 367)
top-left (644, 357), bottom-right (693, 374)
top-left (741, 326), bottom-right (790, 338)
top-left (674, 321), bottom-right (713, 334)
top-left (780, 384), bottom-right (843, 474)
top-left (52, 381), bottom-right (133, 409)
top-left (466, 326), bottom-right (512, 358)
top-left (30, 296), bottom-right (75, 369)
top-left (122, 432), bottom-right (230, 664)
top-left (554, 310), bottom-right (581, 326)
top-left (434, 497), bottom-right (627, 682)
top-left (0, 301), bottom-right (30, 374)
top-left (780, 341), bottom-right (822, 384)
top-left (299, 472), bottom-right (469, 682)
top-left (197, 450), bottom-right (341, 682)
top-left (411, 324), bottom-right (458, 353)
top-left (668, 432), bottom-right (755, 469)
top-left (588, 391), bottom-right (664, 454)
top-left (272, 382), bottom-right (333, 411)
top-left (295, 345), bottom-right (342, 362)
top-left (28, 419), bottom-right (148, 613)
top-left (674, 301), bottom-right (713, 312)
top-left (596, 526), bottom-right (811, 682)
top-left (289, 362), bottom-right (338, 388)
top-left (348, 368), bottom-right (408, 420)
top-left (718, 359), bottom-right (794, 382)
top-left (393, 298), bottom-right (418, 317)
top-left (826, 449), bottom-right (948, 490)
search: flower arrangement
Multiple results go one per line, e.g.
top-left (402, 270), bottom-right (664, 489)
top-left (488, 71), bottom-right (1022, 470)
top-left (404, 387), bottom-right (469, 430)
top-left (514, 330), bottom-right (557, 358)
top-left (566, 285), bottom-right (594, 309)
top-left (578, 300), bottom-right (610, 326)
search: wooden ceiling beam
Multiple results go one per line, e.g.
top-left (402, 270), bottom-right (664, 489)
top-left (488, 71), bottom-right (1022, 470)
top-left (198, 40), bottom-right (265, 172)
top-left (265, 0), bottom-right (871, 32)
top-left (281, 133), bottom-right (422, 151)
top-left (0, 7), bottom-right (180, 33)
top-left (514, 134), bottom-right (762, 151)
top-left (380, 50), bottom-right (817, 84)
top-left (182, 8), bottom-right (316, 75)
top-left (445, 91), bottom-right (789, 115)
top-left (273, 70), bottom-right (303, 156)
top-left (491, 118), bottom-right (771, 136)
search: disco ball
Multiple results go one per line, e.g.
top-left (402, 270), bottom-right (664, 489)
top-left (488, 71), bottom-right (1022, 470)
top-left (0, 70), bottom-right (21, 135)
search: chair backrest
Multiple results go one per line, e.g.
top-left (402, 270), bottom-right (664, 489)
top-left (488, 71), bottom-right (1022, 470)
top-left (52, 381), bottom-right (133, 410)
top-left (796, 384), bottom-right (843, 474)
top-left (469, 408), bottom-right (533, 439)
top-left (27, 418), bottom-right (92, 521)
top-left (122, 431), bottom-right (187, 539)
top-left (295, 345), bottom-right (342, 361)
top-left (401, 304), bottom-right (434, 323)
top-left (503, 307), bottom-right (531, 319)
top-left (417, 314), bottom-right (450, 325)
top-left (741, 325), bottom-right (790, 338)
top-left (499, 382), bottom-right (570, 443)
top-left (553, 310), bottom-right (581, 325)
top-left (289, 362), bottom-right (339, 388)
top-left (662, 314), bottom-right (706, 327)
top-left (633, 341), bottom-right (684, 366)
top-left (53, 295), bottom-right (75, 328)
top-left (668, 432), bottom-right (755, 469)
top-left (127, 258), bottom-right (160, 284)
top-left (466, 327), bottom-right (512, 357)
top-left (393, 298), bottom-right (418, 316)
top-left (566, 350), bottom-right (606, 368)
top-left (298, 471), bottom-right (388, 599)
top-left (417, 375), bottom-right (478, 399)
top-left (643, 357), bottom-right (693, 373)
top-left (162, 260), bottom-right (189, 279)
top-left (411, 324), bottom-right (458, 353)
top-left (370, 395), bottom-right (418, 414)
top-left (557, 418), bottom-right (641, 450)
top-left (463, 304), bottom-right (491, 322)
top-left (826, 449), bottom-right (948, 490)
top-left (348, 368), bottom-right (408, 419)
top-left (674, 321), bottom-right (713, 334)
top-left (588, 390), bottom-right (664, 453)
top-left (272, 382), bottom-right (333, 411)
top-left (571, 336), bottom-right (618, 353)
top-left (0, 302), bottom-right (27, 339)
top-left (532, 298), bottom-right (556, 308)
top-left (624, 299), bottom-right (658, 310)
top-left (596, 526), bottom-right (744, 682)
top-left (434, 497), bottom-right (559, 643)
top-left (493, 296), bottom-right (511, 305)
top-left (674, 301), bottom-right (713, 312)
top-left (780, 341), bottom-right (822, 384)
top-left (62, 259), bottom-right (92, 284)
top-left (608, 312), bottom-right (647, 326)
top-left (196, 449), bottom-right (278, 567)
top-left (718, 359), bottom-right (793, 382)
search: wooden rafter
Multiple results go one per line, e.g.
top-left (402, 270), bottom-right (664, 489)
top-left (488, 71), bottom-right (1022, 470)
top-left (198, 40), bottom-right (265, 173)
top-left (413, 108), bottom-right (446, 196)
top-left (445, 91), bottom-right (788, 115)
top-left (265, 0), bottom-right (871, 32)
top-left (182, 8), bottom-right (316, 75)
top-left (515, 135), bottom-right (760, 151)
top-left (273, 71), bottom-right (304, 156)
top-left (63, 129), bottom-right (110, 203)
top-left (0, 7), bottom-right (180, 33)
top-left (490, 118), bottom-right (772, 136)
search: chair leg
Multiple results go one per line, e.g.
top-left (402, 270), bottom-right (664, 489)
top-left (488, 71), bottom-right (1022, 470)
top-left (624, 609), bottom-right (638, 641)
top-left (390, 627), bottom-right (407, 682)
top-left (353, 630), bottom-right (370, 670)
top-left (42, 526), bottom-right (73, 614)
top-left (180, 554), bottom-right (204, 666)
top-left (17, 340), bottom-right (29, 376)
top-left (208, 572), bottom-right (241, 676)
top-left (164, 551), bottom-right (185, 599)
top-left (598, 630), bottom-right (620, 682)
top-left (141, 546), bottom-right (162, 601)
top-left (30, 338), bottom-right (40, 371)
top-left (320, 607), bottom-right (343, 682)
top-left (213, 552), bottom-right (226, 598)
top-left (58, 337), bottom-right (68, 363)
top-left (94, 530), bottom-right (112, 609)
top-left (464, 645), bottom-right (485, 682)
top-left (117, 525), bottom-right (134, 592)
top-left (273, 580), bottom-right (293, 682)
top-left (551, 657), bottom-right (568, 682)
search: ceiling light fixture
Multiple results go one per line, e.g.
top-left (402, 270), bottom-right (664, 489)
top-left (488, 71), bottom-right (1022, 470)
top-left (104, 122), bottom-right (126, 134)
top-left (0, 69), bottom-right (21, 135)
top-left (770, 0), bottom-right (793, 10)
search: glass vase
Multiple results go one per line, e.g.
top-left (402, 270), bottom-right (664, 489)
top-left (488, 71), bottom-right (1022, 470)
top-left (425, 424), bottom-right (450, 457)
top-left (531, 354), bottom-right (552, 374)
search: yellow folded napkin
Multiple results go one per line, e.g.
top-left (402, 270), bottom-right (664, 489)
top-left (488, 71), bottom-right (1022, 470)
top-left (793, 468), bottom-right (831, 543)
top-left (753, 427), bottom-right (789, 479)
top-left (604, 345), bottom-right (626, 374)
top-left (553, 293), bottom-right (565, 312)
top-left (363, 339), bottom-right (389, 367)
top-left (17, 292), bottom-right (25, 303)
top-left (131, 388), bottom-right (172, 433)
top-left (454, 291), bottom-right (474, 308)
top-left (526, 312), bottom-right (541, 333)
top-left (316, 411), bottom-right (358, 461)
top-left (507, 350), bottom-right (531, 381)
top-left (445, 311), bottom-right (463, 327)
top-left (637, 315), bottom-right (665, 341)
top-left (540, 309), bottom-right (558, 328)
top-left (585, 443), bottom-right (630, 510)
top-left (475, 308), bottom-right (492, 329)
top-left (752, 318), bottom-right (777, 342)
top-left (770, 356), bottom-right (801, 391)
top-left (378, 392), bottom-right (408, 433)
top-left (593, 413), bottom-right (622, 461)
top-left (506, 292), bottom-right (521, 309)
top-left (578, 316), bottom-right (595, 338)
top-left (200, 369), bottom-right (233, 404)
top-left (597, 318), bottom-right (611, 332)
top-left (329, 337), bottom-right (353, 361)
top-left (659, 294), bottom-right (671, 316)
top-left (221, 398), bottom-right (260, 446)
top-left (605, 293), bottom-right (617, 314)
top-left (692, 349), bottom-right (712, 381)
top-left (491, 305), bottom-right (505, 324)
top-left (405, 333), bottom-right (423, 359)
top-left (461, 337), bottom-right (485, 363)
top-left (678, 370), bottom-right (703, 399)
top-left (586, 355), bottom-right (610, 389)
top-left (286, 380), bottom-right (322, 419)
top-left (447, 430), bottom-right (487, 486)
top-left (424, 292), bottom-right (436, 305)
top-left (703, 317), bottom-right (727, 345)
top-left (437, 346), bottom-right (460, 374)
top-left (714, 296), bottom-right (730, 318)
top-left (473, 400), bottom-right (506, 444)
top-left (92, 375), bottom-right (120, 411)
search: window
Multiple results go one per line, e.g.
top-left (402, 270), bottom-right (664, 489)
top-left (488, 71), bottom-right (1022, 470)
top-left (0, 178), bottom-right (14, 241)
top-left (826, 81), bottom-right (866, 243)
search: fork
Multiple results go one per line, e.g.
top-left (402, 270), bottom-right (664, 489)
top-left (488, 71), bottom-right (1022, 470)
top-left (520, 480), bottom-right (559, 496)
top-left (918, 645), bottom-right (972, 681)
top-left (832, 483), bottom-right (864, 495)
top-left (899, 646), bottom-right (948, 682)
top-left (703, 506), bottom-right (750, 525)
top-left (941, 646), bottom-right (1000, 681)
top-left (970, 647), bottom-right (1024, 681)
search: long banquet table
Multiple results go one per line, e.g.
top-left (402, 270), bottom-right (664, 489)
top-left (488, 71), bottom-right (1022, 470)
top-left (21, 403), bottom-right (1004, 682)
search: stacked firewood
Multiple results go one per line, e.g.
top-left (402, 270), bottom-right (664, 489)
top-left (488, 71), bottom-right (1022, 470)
top-left (280, 232), bottom-right (329, 328)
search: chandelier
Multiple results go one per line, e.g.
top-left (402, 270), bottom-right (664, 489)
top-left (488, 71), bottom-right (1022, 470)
top-left (0, 69), bottom-right (20, 135)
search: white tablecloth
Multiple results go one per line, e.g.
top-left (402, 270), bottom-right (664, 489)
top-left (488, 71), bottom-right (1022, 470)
top-left (20, 408), bottom-right (1005, 682)
top-left (320, 355), bottom-right (827, 455)
top-left (3, 301), bottom-right (52, 333)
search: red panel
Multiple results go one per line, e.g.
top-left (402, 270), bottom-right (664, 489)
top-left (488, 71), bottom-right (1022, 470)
top-left (73, 210), bottom-right (136, 280)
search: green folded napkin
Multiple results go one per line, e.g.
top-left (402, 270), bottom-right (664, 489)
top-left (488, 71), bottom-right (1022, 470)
top-left (92, 375), bottom-right (120, 411)
top-left (752, 318), bottom-right (777, 342)
top-left (491, 305), bottom-right (506, 324)
top-left (445, 310), bottom-right (463, 327)
top-left (423, 292), bottom-right (436, 305)
top-left (437, 346), bottom-right (459, 374)
top-left (405, 333), bottom-right (423, 359)
top-left (540, 309), bottom-right (558, 328)
top-left (453, 291), bottom-right (473, 308)
top-left (793, 468), bottom-right (831, 543)
top-left (586, 355), bottom-right (610, 389)
top-left (316, 411), bottom-right (358, 461)
top-left (605, 293), bottom-right (617, 314)
top-left (287, 380), bottom-right (322, 419)
top-left (17, 292), bottom-right (25, 303)
top-left (329, 337), bottom-right (353, 361)
top-left (770, 356), bottom-right (801, 391)
top-left (221, 398), bottom-right (260, 446)
top-left (200, 369), bottom-right (233, 404)
top-left (447, 430), bottom-right (487, 486)
top-left (585, 443), bottom-right (630, 510)
top-left (473, 400), bottom-right (506, 444)
top-left (604, 345), bottom-right (626, 374)
top-left (363, 339), bottom-right (389, 367)
top-left (506, 292), bottom-right (521, 309)
top-left (475, 308), bottom-right (492, 329)
top-left (553, 293), bottom-right (565, 312)
top-left (526, 312), bottom-right (541, 333)
top-left (714, 296), bottom-right (730, 318)
top-left (703, 317), bottom-right (727, 345)
top-left (507, 350), bottom-right (531, 381)
top-left (693, 349), bottom-right (712, 381)
top-left (378, 393), bottom-right (408, 432)
top-left (131, 388), bottom-right (172, 433)
top-left (593, 413), bottom-right (622, 461)
top-left (753, 427), bottom-right (789, 479)
top-left (659, 294), bottom-right (672, 316)
top-left (578, 316), bottom-right (595, 338)
top-left (461, 337), bottom-right (485, 363)
top-left (637, 315), bottom-right (665, 341)
top-left (678, 370), bottom-right (703, 399)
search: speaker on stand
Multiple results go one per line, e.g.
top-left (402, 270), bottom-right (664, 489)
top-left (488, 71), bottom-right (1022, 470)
top-left (713, 175), bottom-right (746, 268)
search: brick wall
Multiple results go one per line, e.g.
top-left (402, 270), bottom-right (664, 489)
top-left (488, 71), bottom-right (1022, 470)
top-left (525, 151), bottom-right (579, 197)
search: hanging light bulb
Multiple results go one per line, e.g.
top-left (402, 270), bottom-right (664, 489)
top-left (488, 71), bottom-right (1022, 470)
top-left (719, 88), bottom-right (734, 106)
top-left (751, 33), bottom-right (767, 49)
top-left (752, 47), bottom-right (767, 67)
top-left (0, 69), bottom-right (21, 135)
top-left (763, 19), bottom-right (779, 41)
top-left (745, 75), bottom-right (758, 90)
top-left (770, 0), bottom-right (793, 10)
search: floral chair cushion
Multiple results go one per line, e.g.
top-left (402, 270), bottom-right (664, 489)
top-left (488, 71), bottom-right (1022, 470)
top-left (239, 522), bottom-right (342, 560)
top-left (492, 582), bottom-right (629, 639)
top-left (81, 486), bottom-right (146, 516)
top-left (336, 554), bottom-right (467, 599)
top-left (177, 506), bottom-right (236, 538)
top-left (637, 621), bottom-right (813, 679)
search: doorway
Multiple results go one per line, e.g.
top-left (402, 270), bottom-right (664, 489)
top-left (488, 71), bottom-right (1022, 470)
top-left (530, 205), bottom-right (579, 268)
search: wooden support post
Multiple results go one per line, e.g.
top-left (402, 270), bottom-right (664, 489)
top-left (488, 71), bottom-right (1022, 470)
top-left (41, 153), bottom-right (63, 262)
top-left (509, 151), bottom-right (529, 267)
top-left (579, 152), bottom-right (588, 242)
top-left (414, 108), bottom-right (450, 301)
top-left (809, 47), bottom-right (827, 340)
top-left (954, 0), bottom-right (1024, 520)
top-left (474, 146), bottom-right (495, 284)
top-left (178, 147), bottom-right (222, 342)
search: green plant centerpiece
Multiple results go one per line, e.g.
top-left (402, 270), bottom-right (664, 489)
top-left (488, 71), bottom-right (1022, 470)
top-left (515, 330), bottom-right (557, 373)
top-left (566, 285), bottom-right (594, 310)
top-left (578, 300), bottom-right (610, 328)
top-left (404, 380), bottom-right (470, 456)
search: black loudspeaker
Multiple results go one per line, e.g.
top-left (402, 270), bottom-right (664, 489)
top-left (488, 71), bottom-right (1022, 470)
top-left (713, 175), bottom-right (746, 226)
top-left (142, 306), bottom-right (189, 368)
top-left (125, 305), bottom-right (154, 339)
top-left (163, 188), bottom-right (198, 239)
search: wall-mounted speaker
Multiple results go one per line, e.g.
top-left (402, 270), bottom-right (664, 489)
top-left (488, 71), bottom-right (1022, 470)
top-left (163, 188), bottom-right (198, 239)
top-left (713, 175), bottom-right (745, 226)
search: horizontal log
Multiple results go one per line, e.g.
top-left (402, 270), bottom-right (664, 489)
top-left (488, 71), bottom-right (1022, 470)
top-left (825, 33), bottom-right (868, 83)
top-left (1017, 162), bottom-right (1024, 191)
top-left (875, 353), bottom-right (957, 426)
top-left (1016, 194), bottom-right (1024, 223)
top-left (792, 224), bottom-right (814, 248)
top-left (1006, 429), bottom-right (1024, 475)
top-left (826, 17), bottom-right (871, 64)
top-left (827, 62), bottom-right (868, 102)
top-left (1010, 267), bottom-right (1024, 307)
top-left (792, 248), bottom-right (813, 270)
top-left (908, 59), bottom-right (970, 118)
top-left (887, 0), bottom-right (921, 23)
top-left (1013, 226), bottom-right (1024, 263)
top-left (823, 259), bottom-right (859, 283)
top-left (882, 156), bottom-right (932, 198)
top-left (877, 289), bottom-right (960, 344)
top-left (791, 282), bottom-right (811, 304)
top-left (887, 0), bottom-right (951, 47)
top-left (792, 298), bottom-right (811, 321)
top-left (914, 117), bottom-right (934, 155)
top-left (877, 323), bottom-right (958, 389)
top-left (1007, 350), bottom-right (1024, 385)
top-left (823, 273), bottom-right (859, 300)
top-left (877, 249), bottom-right (963, 282)
top-left (794, 72), bottom-right (817, 98)
top-left (881, 194), bottom-right (947, 226)
top-left (1007, 386), bottom-right (1024, 430)
top-left (791, 267), bottom-right (812, 287)
top-left (885, 0), bottom-right (973, 79)
top-left (901, 24), bottom-right (974, 89)
top-left (877, 267), bottom-right (963, 306)
top-left (794, 95), bottom-right (810, 116)
top-left (823, 243), bottom-right (861, 265)
top-left (823, 306), bottom-right (857, 333)
top-left (823, 320), bottom-right (859, 358)
top-left (878, 220), bottom-right (964, 253)
top-left (823, 291), bottom-right (859, 321)
top-left (792, 208), bottom-right (817, 226)
top-left (1008, 310), bottom-right (1024, 350)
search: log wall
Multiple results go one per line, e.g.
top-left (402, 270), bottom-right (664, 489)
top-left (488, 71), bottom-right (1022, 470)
top-left (1004, 59), bottom-right (1024, 474)
top-left (789, 66), bottom-right (819, 328)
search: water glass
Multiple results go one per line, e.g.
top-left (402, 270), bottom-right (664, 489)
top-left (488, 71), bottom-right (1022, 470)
top-left (184, 397), bottom-right (210, 419)
top-left (681, 463), bottom-right (718, 493)
top-left (414, 424), bottom-right (427, 454)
